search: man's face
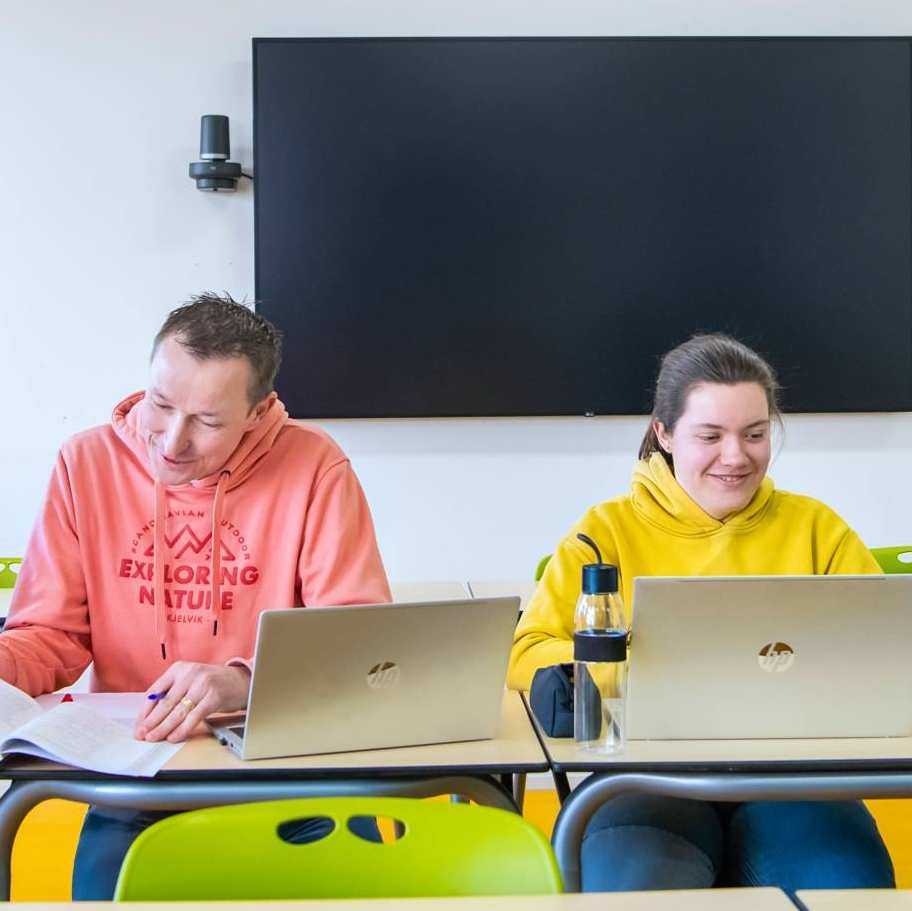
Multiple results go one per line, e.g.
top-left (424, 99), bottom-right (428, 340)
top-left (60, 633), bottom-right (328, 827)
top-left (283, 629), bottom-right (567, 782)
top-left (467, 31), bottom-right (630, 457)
top-left (139, 335), bottom-right (268, 485)
top-left (654, 382), bottom-right (772, 521)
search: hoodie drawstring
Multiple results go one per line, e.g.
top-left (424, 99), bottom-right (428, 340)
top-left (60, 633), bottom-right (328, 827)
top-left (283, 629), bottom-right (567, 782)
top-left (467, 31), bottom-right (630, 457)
top-left (114, 391), bottom-right (288, 662)
top-left (209, 471), bottom-right (229, 639)
top-left (153, 479), bottom-right (167, 660)
top-left (152, 470), bottom-right (230, 660)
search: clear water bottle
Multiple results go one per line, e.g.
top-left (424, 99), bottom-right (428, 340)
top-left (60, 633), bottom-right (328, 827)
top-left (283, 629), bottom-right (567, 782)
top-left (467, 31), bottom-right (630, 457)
top-left (573, 533), bottom-right (627, 753)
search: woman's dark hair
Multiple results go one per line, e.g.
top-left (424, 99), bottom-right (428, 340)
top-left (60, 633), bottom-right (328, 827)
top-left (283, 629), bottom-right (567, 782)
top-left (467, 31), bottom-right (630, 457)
top-left (639, 333), bottom-right (782, 464)
top-left (152, 292), bottom-right (283, 406)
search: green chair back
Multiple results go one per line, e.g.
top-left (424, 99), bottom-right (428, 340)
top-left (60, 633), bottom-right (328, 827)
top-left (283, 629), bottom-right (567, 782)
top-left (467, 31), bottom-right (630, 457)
top-left (534, 554), bottom-right (551, 581)
top-left (114, 796), bottom-right (563, 900)
top-left (0, 558), bottom-right (21, 589)
top-left (870, 546), bottom-right (912, 574)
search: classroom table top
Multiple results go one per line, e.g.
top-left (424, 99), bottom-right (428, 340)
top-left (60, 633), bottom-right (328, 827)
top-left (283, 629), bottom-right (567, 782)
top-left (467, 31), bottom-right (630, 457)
top-left (1, 691), bottom-right (548, 781)
top-left (523, 696), bottom-right (912, 773)
top-left (6, 889), bottom-right (796, 909)
top-left (467, 580), bottom-right (538, 613)
top-left (798, 891), bottom-right (912, 908)
top-left (389, 582), bottom-right (471, 602)
top-left (387, 581), bottom-right (536, 612)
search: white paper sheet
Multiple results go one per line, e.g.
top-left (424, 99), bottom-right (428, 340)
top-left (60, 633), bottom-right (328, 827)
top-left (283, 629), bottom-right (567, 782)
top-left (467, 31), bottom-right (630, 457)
top-left (4, 702), bottom-right (180, 776)
top-left (0, 679), bottom-right (42, 738)
top-left (35, 691), bottom-right (147, 725)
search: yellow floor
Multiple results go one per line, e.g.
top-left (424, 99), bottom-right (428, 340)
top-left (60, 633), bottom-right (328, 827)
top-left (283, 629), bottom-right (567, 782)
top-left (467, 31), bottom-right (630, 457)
top-left (9, 795), bottom-right (912, 899)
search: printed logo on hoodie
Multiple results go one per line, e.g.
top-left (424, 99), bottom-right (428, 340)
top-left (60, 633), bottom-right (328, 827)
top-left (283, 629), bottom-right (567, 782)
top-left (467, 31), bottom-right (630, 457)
top-left (118, 511), bottom-right (260, 624)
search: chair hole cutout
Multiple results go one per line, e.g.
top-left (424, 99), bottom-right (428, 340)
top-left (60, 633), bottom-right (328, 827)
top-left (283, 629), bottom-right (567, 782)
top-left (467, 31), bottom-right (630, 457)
top-left (348, 814), bottom-right (405, 843)
top-left (276, 815), bottom-right (336, 844)
top-left (899, 552), bottom-right (912, 564)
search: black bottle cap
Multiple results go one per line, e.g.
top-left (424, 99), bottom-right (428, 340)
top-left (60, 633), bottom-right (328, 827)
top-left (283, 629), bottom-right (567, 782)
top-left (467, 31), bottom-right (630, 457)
top-left (581, 563), bottom-right (618, 594)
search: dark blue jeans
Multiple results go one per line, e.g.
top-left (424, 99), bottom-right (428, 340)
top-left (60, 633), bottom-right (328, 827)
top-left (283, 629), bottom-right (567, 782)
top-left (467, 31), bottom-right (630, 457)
top-left (581, 796), bottom-right (895, 894)
top-left (72, 805), bottom-right (382, 900)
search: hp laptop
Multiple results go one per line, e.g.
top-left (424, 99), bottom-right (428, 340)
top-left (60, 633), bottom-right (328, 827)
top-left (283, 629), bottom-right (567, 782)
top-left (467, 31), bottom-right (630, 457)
top-left (626, 575), bottom-right (912, 740)
top-left (208, 596), bottom-right (519, 759)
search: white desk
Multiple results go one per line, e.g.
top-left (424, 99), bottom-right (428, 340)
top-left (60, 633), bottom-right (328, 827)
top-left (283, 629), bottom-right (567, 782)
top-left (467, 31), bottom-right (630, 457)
top-left (524, 696), bottom-right (912, 892)
top-left (799, 891), bottom-right (912, 909)
top-left (389, 581), bottom-right (536, 612)
top-left (9, 890), bottom-right (795, 909)
top-left (468, 580), bottom-right (538, 613)
top-left (390, 582), bottom-right (471, 602)
top-left (0, 693), bottom-right (547, 900)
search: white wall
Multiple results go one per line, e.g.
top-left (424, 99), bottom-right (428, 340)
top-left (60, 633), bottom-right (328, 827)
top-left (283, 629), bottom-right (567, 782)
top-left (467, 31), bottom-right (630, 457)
top-left (1, 0), bottom-right (910, 582)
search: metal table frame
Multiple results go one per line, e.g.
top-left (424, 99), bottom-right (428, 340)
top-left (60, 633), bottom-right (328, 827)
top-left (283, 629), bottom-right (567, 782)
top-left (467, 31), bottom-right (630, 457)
top-left (551, 769), bottom-right (912, 892)
top-left (0, 769), bottom-right (520, 899)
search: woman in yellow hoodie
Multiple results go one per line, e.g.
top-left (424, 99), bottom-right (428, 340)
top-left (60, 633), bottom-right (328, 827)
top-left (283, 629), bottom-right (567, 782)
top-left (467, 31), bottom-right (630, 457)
top-left (509, 333), bottom-right (893, 894)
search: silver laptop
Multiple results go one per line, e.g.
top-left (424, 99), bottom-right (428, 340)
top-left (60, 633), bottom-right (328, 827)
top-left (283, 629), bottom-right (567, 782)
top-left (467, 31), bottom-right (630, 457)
top-left (208, 597), bottom-right (519, 760)
top-left (626, 575), bottom-right (912, 740)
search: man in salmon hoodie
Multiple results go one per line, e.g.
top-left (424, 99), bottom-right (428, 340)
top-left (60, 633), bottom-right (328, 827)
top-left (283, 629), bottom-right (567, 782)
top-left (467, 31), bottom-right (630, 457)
top-left (0, 292), bottom-right (391, 897)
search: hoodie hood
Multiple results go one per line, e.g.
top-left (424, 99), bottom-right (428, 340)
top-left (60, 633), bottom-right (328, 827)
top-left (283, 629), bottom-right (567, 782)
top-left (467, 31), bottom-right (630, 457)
top-left (111, 391), bottom-right (289, 659)
top-left (112, 391), bottom-right (289, 491)
top-left (630, 451), bottom-right (775, 537)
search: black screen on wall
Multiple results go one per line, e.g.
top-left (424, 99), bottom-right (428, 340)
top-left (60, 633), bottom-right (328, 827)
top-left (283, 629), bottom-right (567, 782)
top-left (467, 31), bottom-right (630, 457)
top-left (254, 38), bottom-right (912, 417)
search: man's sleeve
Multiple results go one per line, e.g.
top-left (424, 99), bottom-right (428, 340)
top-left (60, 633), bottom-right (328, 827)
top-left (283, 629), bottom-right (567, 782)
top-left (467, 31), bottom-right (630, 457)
top-left (298, 459), bottom-right (392, 607)
top-left (0, 452), bottom-right (93, 695)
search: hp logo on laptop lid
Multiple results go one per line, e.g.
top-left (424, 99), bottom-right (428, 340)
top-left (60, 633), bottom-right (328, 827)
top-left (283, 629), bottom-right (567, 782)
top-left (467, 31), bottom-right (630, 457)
top-left (757, 642), bottom-right (795, 673)
top-left (367, 661), bottom-right (401, 689)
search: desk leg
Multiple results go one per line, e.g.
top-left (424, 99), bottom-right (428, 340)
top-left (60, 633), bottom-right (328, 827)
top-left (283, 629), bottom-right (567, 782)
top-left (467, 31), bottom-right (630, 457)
top-left (510, 772), bottom-right (526, 811)
top-left (0, 780), bottom-right (67, 901)
top-left (552, 771), bottom-right (571, 804)
top-left (551, 770), bottom-right (912, 892)
top-left (0, 774), bottom-right (516, 900)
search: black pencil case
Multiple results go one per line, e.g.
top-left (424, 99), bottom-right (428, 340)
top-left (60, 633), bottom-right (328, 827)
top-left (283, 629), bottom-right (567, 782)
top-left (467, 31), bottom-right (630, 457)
top-left (529, 663), bottom-right (575, 738)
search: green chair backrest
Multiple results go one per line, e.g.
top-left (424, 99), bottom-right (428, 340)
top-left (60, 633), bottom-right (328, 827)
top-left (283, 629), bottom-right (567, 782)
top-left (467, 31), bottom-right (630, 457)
top-left (114, 796), bottom-right (563, 900)
top-left (534, 554), bottom-right (551, 582)
top-left (870, 546), bottom-right (912, 574)
top-left (0, 558), bottom-right (21, 589)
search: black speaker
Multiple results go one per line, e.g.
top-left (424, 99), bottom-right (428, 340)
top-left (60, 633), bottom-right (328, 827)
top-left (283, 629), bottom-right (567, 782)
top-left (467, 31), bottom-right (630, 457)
top-left (189, 115), bottom-right (242, 191)
top-left (200, 114), bottom-right (230, 160)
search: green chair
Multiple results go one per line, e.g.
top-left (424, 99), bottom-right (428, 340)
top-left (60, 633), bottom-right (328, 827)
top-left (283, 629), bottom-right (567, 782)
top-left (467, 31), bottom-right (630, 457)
top-left (534, 554), bottom-right (551, 581)
top-left (870, 546), bottom-right (912, 574)
top-left (538, 547), bottom-right (912, 575)
top-left (0, 557), bottom-right (21, 589)
top-left (114, 796), bottom-right (563, 900)
top-left (0, 558), bottom-right (20, 631)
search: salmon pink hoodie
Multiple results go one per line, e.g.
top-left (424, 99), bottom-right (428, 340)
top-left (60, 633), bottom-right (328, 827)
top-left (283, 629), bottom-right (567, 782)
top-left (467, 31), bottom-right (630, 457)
top-left (0, 392), bottom-right (391, 695)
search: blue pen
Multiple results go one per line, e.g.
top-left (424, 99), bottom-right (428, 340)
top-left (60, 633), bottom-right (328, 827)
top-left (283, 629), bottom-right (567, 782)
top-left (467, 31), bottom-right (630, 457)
top-left (147, 691), bottom-right (168, 701)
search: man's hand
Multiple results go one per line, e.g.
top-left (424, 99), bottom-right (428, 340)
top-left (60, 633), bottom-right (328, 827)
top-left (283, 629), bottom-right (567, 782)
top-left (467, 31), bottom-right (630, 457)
top-left (134, 661), bottom-right (251, 743)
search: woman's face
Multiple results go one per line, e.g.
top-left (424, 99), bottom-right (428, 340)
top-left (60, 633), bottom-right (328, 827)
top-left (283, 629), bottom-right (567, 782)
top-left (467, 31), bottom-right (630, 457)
top-left (654, 382), bottom-right (772, 520)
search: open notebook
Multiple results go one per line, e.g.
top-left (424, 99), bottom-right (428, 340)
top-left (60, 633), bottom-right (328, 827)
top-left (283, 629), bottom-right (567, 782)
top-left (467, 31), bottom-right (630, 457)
top-left (0, 679), bottom-right (180, 777)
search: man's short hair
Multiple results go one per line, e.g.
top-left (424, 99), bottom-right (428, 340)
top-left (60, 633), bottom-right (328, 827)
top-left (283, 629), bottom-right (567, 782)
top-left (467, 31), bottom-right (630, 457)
top-left (152, 292), bottom-right (283, 405)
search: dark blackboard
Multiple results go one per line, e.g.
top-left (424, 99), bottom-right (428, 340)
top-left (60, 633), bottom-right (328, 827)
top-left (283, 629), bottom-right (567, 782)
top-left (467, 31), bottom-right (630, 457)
top-left (254, 38), bottom-right (912, 417)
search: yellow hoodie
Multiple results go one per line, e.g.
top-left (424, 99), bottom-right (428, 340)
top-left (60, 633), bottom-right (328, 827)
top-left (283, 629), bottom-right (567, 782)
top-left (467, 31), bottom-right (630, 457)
top-left (508, 452), bottom-right (880, 689)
